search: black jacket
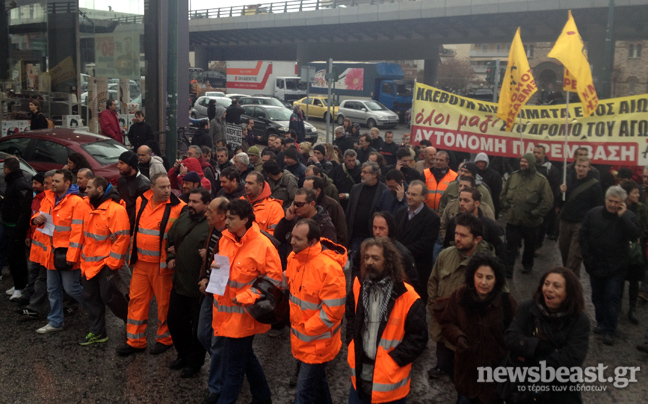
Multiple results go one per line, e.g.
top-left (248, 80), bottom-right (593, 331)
top-left (477, 167), bottom-right (503, 216)
top-left (379, 142), bottom-right (399, 166)
top-left (579, 206), bottom-right (641, 278)
top-left (395, 204), bottom-right (440, 274)
top-left (1, 170), bottom-right (33, 235)
top-left (443, 209), bottom-right (506, 262)
top-left (117, 172), bottom-right (151, 232)
top-left (318, 193), bottom-right (348, 246)
top-left (216, 183), bottom-right (245, 201)
top-left (558, 173), bottom-right (603, 223)
top-left (330, 163), bottom-right (362, 196)
top-left (536, 158), bottom-right (561, 200)
top-left (346, 181), bottom-right (388, 244)
top-left (191, 128), bottom-right (213, 150)
top-left (333, 136), bottom-right (356, 153)
top-left (506, 299), bottom-right (590, 404)
top-left (225, 104), bottom-right (245, 124)
top-left (345, 276), bottom-right (428, 401)
top-left (127, 121), bottom-right (155, 150)
top-left (385, 164), bottom-right (422, 184)
top-left (356, 146), bottom-right (376, 164)
top-left (30, 112), bottom-right (48, 130)
top-left (289, 112), bottom-right (306, 143)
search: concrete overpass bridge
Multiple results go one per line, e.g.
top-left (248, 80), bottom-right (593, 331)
top-left (189, 0), bottom-right (648, 88)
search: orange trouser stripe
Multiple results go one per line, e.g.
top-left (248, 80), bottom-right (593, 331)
top-left (125, 261), bottom-right (173, 348)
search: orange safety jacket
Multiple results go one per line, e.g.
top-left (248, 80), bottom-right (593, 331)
top-left (31, 189), bottom-right (90, 270)
top-left (423, 168), bottom-right (457, 211)
top-left (79, 190), bottom-right (131, 279)
top-left (212, 222), bottom-right (283, 339)
top-left (129, 189), bottom-right (185, 273)
top-left (29, 192), bottom-right (50, 267)
top-left (243, 182), bottom-right (285, 235)
top-left (286, 239), bottom-right (347, 364)
top-left (347, 278), bottom-right (420, 403)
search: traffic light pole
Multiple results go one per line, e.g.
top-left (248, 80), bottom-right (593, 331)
top-left (493, 59), bottom-right (500, 103)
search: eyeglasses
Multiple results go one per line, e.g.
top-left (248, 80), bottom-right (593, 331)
top-left (293, 201), bottom-right (308, 208)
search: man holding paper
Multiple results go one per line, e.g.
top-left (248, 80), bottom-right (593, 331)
top-left (208, 199), bottom-right (282, 404)
top-left (165, 188), bottom-right (210, 378)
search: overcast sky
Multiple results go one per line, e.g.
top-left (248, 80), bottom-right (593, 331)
top-left (81, 0), bottom-right (263, 13)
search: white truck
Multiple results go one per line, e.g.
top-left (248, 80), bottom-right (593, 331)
top-left (226, 60), bottom-right (307, 103)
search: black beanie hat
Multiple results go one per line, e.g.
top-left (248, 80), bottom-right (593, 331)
top-left (119, 151), bottom-right (139, 171)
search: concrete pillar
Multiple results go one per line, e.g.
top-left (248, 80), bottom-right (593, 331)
top-left (0, 2), bottom-right (8, 81)
top-left (144, 0), bottom-right (167, 136)
top-left (177, 0), bottom-right (189, 129)
top-left (47, 0), bottom-right (80, 92)
top-left (193, 46), bottom-right (210, 70)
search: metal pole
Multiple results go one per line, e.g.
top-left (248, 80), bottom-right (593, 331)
top-left (166, 0), bottom-right (178, 160)
top-left (493, 59), bottom-right (500, 103)
top-left (326, 58), bottom-right (333, 143)
top-left (305, 69), bottom-right (310, 122)
top-left (562, 92), bottom-right (570, 201)
top-left (601, 0), bottom-right (615, 98)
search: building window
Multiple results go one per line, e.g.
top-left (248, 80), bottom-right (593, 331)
top-left (482, 44), bottom-right (488, 53)
top-left (496, 43), bottom-right (501, 52)
top-left (629, 43), bottom-right (642, 58)
top-left (525, 44), bottom-right (534, 58)
top-left (628, 77), bottom-right (638, 94)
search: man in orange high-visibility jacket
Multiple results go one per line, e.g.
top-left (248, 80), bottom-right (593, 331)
top-left (285, 219), bottom-right (347, 404)
top-left (242, 171), bottom-right (284, 235)
top-left (32, 169), bottom-right (91, 334)
top-left (346, 238), bottom-right (428, 404)
top-left (423, 150), bottom-right (457, 212)
top-left (209, 199), bottom-right (282, 404)
top-left (78, 176), bottom-right (131, 346)
top-left (116, 173), bottom-right (186, 356)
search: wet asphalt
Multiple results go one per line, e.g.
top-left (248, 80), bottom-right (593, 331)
top-left (1, 238), bottom-right (647, 404)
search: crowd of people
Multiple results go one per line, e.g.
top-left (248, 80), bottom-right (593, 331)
top-left (2, 122), bottom-right (648, 404)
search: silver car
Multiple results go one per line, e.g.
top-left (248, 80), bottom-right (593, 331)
top-left (191, 96), bottom-right (232, 119)
top-left (336, 99), bottom-right (399, 128)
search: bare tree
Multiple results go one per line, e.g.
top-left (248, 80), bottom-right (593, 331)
top-left (436, 58), bottom-right (474, 92)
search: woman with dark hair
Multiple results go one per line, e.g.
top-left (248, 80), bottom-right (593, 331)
top-left (436, 253), bottom-right (516, 404)
top-left (350, 123), bottom-right (361, 145)
top-left (29, 100), bottom-right (49, 130)
top-left (620, 180), bottom-right (648, 324)
top-left (64, 152), bottom-right (92, 177)
top-left (289, 105), bottom-right (306, 143)
top-left (505, 267), bottom-right (590, 404)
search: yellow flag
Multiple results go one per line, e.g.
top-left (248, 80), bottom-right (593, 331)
top-left (548, 10), bottom-right (599, 117)
top-left (497, 28), bottom-right (538, 132)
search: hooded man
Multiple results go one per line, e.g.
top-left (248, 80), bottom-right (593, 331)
top-left (247, 146), bottom-right (263, 172)
top-left (209, 106), bottom-right (227, 148)
top-left (474, 152), bottom-right (503, 218)
top-left (500, 153), bottom-right (553, 277)
top-left (243, 171), bottom-right (285, 235)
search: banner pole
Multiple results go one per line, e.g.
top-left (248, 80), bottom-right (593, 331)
top-left (563, 91), bottom-right (570, 201)
top-left (519, 114), bottom-right (523, 153)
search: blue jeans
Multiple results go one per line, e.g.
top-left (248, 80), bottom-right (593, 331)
top-left (218, 335), bottom-right (271, 404)
top-left (589, 273), bottom-right (625, 335)
top-left (46, 269), bottom-right (85, 328)
top-left (294, 361), bottom-right (332, 404)
top-left (348, 386), bottom-right (406, 404)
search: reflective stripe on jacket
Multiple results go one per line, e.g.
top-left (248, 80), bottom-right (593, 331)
top-left (423, 168), bottom-right (457, 212)
top-left (131, 189), bottom-right (185, 272)
top-left (286, 239), bottom-right (347, 364)
top-left (32, 190), bottom-right (90, 270)
top-left (212, 222), bottom-right (283, 338)
top-left (80, 199), bottom-right (131, 279)
top-left (347, 278), bottom-right (420, 403)
top-left (29, 192), bottom-right (49, 266)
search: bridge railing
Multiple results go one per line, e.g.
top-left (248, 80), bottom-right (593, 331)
top-left (189, 0), bottom-right (406, 19)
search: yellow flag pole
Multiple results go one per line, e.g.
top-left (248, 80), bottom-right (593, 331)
top-left (562, 91), bottom-right (570, 201)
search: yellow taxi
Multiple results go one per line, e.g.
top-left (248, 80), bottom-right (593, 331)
top-left (293, 96), bottom-right (339, 122)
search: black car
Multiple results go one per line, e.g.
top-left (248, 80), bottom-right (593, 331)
top-left (240, 105), bottom-right (318, 144)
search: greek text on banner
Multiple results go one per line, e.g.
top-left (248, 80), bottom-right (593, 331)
top-left (411, 83), bottom-right (648, 166)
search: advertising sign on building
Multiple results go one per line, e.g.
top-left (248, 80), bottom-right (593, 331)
top-left (95, 30), bottom-right (140, 80)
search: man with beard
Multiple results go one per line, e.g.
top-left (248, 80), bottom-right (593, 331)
top-left (180, 171), bottom-right (202, 203)
top-left (216, 167), bottom-right (245, 200)
top-left (500, 153), bottom-right (553, 277)
top-left (345, 237), bottom-right (428, 404)
top-left (331, 149), bottom-right (362, 207)
top-left (423, 150), bottom-right (457, 212)
top-left (78, 176), bottom-right (130, 345)
top-left (427, 213), bottom-right (494, 380)
top-left (117, 151), bottom-right (150, 231)
top-left (243, 171), bottom-right (285, 236)
top-left (166, 188), bottom-right (210, 378)
top-left (443, 187), bottom-right (506, 261)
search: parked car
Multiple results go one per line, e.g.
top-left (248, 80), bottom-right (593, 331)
top-left (239, 96), bottom-right (286, 108)
top-left (252, 94), bottom-right (292, 108)
top-left (204, 91), bottom-right (226, 97)
top-left (0, 152), bottom-right (37, 196)
top-left (336, 99), bottom-right (399, 128)
top-left (293, 96), bottom-right (338, 122)
top-left (240, 105), bottom-right (318, 145)
top-left (191, 96), bottom-right (232, 119)
top-left (0, 129), bottom-right (129, 184)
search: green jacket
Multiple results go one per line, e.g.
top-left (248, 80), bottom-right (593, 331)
top-left (166, 210), bottom-right (209, 298)
top-left (439, 180), bottom-right (495, 217)
top-left (500, 154), bottom-right (553, 227)
top-left (427, 240), bottom-right (495, 345)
